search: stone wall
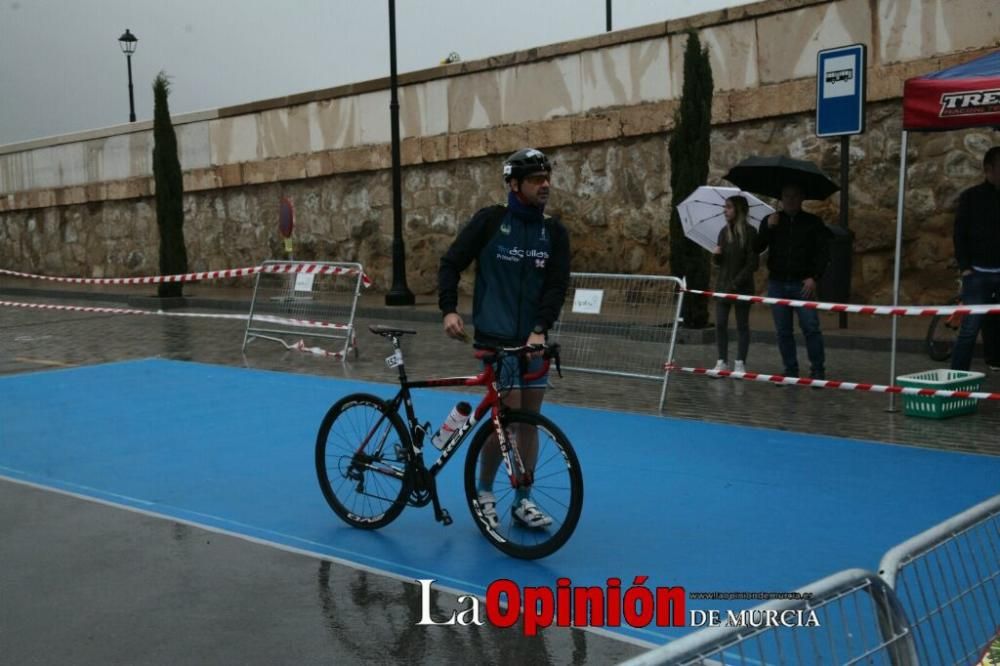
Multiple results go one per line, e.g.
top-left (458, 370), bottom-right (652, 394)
top-left (2, 99), bottom-right (993, 305)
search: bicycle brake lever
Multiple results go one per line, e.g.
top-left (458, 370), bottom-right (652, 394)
top-left (547, 344), bottom-right (563, 378)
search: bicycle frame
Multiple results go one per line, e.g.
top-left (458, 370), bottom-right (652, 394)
top-left (356, 336), bottom-right (550, 486)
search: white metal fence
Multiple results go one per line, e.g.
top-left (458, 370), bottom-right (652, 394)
top-left (620, 569), bottom-right (917, 666)
top-left (621, 493), bottom-right (1000, 665)
top-left (242, 260), bottom-right (363, 358)
top-left (879, 494), bottom-right (1000, 666)
top-left (549, 273), bottom-right (685, 412)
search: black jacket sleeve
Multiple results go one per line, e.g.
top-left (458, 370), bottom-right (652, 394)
top-left (437, 206), bottom-right (500, 316)
top-left (954, 189), bottom-right (973, 272)
top-left (811, 221), bottom-right (832, 280)
top-left (754, 217), bottom-right (772, 253)
top-left (535, 219), bottom-right (571, 331)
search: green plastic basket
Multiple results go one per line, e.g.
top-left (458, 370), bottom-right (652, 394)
top-left (896, 369), bottom-right (985, 419)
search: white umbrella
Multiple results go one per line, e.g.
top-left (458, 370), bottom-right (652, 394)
top-left (676, 186), bottom-right (775, 252)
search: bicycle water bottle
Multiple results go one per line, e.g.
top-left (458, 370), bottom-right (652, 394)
top-left (430, 401), bottom-right (471, 449)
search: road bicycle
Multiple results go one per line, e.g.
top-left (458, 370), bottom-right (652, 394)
top-left (925, 291), bottom-right (962, 362)
top-left (315, 324), bottom-right (584, 559)
top-left (925, 280), bottom-right (999, 362)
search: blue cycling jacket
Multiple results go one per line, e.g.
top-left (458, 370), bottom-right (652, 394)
top-left (438, 198), bottom-right (571, 346)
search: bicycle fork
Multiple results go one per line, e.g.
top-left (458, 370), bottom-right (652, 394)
top-left (495, 418), bottom-right (533, 489)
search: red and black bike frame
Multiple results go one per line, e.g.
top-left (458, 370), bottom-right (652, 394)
top-left (389, 347), bottom-right (550, 479)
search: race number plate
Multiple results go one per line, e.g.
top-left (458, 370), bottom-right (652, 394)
top-left (385, 350), bottom-right (404, 368)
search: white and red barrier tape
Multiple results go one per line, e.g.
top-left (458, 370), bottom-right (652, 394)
top-left (683, 288), bottom-right (1000, 317)
top-left (0, 262), bottom-right (372, 288)
top-left (0, 300), bottom-right (350, 331)
top-left (666, 364), bottom-right (1000, 401)
top-left (1, 300), bottom-right (348, 358)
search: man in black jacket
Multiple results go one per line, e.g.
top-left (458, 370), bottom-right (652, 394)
top-left (755, 183), bottom-right (832, 379)
top-left (951, 146), bottom-right (1000, 371)
top-left (438, 148), bottom-right (571, 529)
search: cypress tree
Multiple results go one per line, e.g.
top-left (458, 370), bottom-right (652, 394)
top-left (668, 31), bottom-right (713, 328)
top-left (152, 71), bottom-right (188, 298)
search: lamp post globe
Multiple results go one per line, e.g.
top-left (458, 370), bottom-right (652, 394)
top-left (118, 29), bottom-right (138, 122)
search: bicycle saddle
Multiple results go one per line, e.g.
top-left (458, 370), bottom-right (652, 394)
top-left (369, 324), bottom-right (417, 337)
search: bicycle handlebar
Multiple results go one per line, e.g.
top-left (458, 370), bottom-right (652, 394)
top-left (473, 343), bottom-right (563, 379)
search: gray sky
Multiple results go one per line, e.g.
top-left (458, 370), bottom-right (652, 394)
top-left (0, 0), bottom-right (757, 146)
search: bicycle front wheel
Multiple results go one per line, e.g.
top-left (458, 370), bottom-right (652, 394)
top-left (316, 393), bottom-right (411, 529)
top-left (464, 410), bottom-right (583, 559)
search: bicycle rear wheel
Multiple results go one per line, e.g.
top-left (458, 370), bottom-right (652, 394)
top-left (926, 297), bottom-right (960, 362)
top-left (315, 393), bottom-right (411, 529)
top-left (464, 409), bottom-right (583, 559)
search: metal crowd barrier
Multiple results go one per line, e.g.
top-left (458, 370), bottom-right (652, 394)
top-left (879, 493), bottom-right (1000, 666)
top-left (549, 273), bottom-right (685, 412)
top-left (242, 260), bottom-right (363, 358)
top-left (620, 569), bottom-right (917, 666)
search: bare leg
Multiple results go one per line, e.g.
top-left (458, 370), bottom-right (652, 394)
top-left (516, 388), bottom-right (545, 484)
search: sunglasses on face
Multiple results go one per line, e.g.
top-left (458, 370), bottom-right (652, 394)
top-left (522, 173), bottom-right (551, 186)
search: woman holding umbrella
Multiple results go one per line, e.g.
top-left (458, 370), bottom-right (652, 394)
top-left (712, 195), bottom-right (758, 374)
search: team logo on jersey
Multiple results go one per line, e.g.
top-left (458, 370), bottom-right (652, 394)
top-left (500, 223), bottom-right (512, 235)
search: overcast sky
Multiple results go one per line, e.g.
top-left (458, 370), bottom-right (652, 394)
top-left (0, 0), bottom-right (757, 146)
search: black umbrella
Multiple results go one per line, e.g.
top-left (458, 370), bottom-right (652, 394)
top-left (724, 155), bottom-right (840, 201)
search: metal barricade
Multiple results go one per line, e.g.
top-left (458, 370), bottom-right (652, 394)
top-left (879, 493), bottom-right (1000, 666)
top-left (620, 569), bottom-right (917, 666)
top-left (242, 260), bottom-right (363, 358)
top-left (549, 273), bottom-right (684, 412)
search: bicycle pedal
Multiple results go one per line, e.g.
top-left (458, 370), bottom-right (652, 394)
top-left (437, 509), bottom-right (453, 526)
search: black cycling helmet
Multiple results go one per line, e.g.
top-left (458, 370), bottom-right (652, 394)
top-left (503, 148), bottom-right (551, 183)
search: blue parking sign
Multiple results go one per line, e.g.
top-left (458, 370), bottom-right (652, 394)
top-left (816, 44), bottom-right (867, 137)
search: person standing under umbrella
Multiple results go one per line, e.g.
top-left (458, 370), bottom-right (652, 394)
top-left (711, 195), bottom-right (758, 374)
top-left (754, 182), bottom-right (832, 379)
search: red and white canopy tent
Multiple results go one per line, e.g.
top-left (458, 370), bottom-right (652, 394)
top-left (889, 50), bottom-right (1000, 392)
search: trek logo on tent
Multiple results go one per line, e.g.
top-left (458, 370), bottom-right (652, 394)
top-left (939, 88), bottom-right (1000, 117)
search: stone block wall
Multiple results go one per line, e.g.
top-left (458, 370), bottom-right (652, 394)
top-left (2, 98), bottom-right (994, 305)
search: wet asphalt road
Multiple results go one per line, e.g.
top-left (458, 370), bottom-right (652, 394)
top-left (0, 481), bottom-right (644, 665)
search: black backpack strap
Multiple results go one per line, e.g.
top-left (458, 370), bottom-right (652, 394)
top-left (479, 204), bottom-right (508, 250)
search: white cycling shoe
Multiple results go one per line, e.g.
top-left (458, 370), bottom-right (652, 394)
top-left (476, 491), bottom-right (499, 529)
top-left (512, 498), bottom-right (553, 528)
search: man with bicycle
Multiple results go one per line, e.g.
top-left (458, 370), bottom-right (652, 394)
top-left (438, 148), bottom-right (571, 529)
top-left (951, 147), bottom-right (1000, 372)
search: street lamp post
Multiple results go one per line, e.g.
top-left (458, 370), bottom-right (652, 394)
top-left (118, 29), bottom-right (138, 122)
top-left (385, 0), bottom-right (415, 306)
